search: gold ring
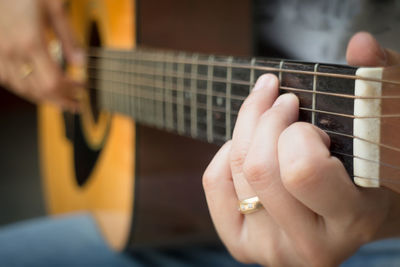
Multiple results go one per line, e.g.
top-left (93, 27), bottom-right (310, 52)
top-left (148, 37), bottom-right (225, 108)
top-left (238, 196), bottom-right (263, 215)
top-left (20, 63), bottom-right (34, 79)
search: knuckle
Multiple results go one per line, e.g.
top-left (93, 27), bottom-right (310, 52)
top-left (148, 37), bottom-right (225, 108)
top-left (230, 145), bottom-right (248, 170)
top-left (202, 170), bottom-right (217, 192)
top-left (281, 155), bottom-right (320, 193)
top-left (243, 158), bottom-right (272, 185)
top-left (283, 122), bottom-right (314, 140)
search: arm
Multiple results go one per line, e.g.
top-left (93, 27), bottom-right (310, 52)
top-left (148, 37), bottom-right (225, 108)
top-left (203, 32), bottom-right (400, 266)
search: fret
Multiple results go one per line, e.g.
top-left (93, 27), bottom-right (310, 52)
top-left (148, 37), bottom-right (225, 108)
top-left (128, 51), bottom-right (136, 119)
top-left (177, 53), bottom-right (185, 134)
top-left (196, 55), bottom-right (208, 140)
top-left (190, 54), bottom-right (198, 138)
top-left (249, 58), bottom-right (256, 92)
top-left (312, 63), bottom-right (319, 125)
top-left (122, 54), bottom-right (130, 116)
top-left (116, 54), bottom-right (125, 114)
top-left (136, 52), bottom-right (143, 122)
top-left (278, 60), bottom-right (284, 84)
top-left (281, 61), bottom-right (314, 124)
top-left (154, 52), bottom-right (165, 129)
top-left (225, 56), bottom-right (233, 141)
top-left (211, 56), bottom-right (228, 144)
top-left (183, 60), bottom-right (192, 135)
top-left (133, 52), bottom-right (140, 120)
top-left (149, 53), bottom-right (157, 126)
top-left (110, 56), bottom-right (117, 114)
top-left (165, 53), bottom-right (174, 130)
top-left (207, 55), bottom-right (215, 143)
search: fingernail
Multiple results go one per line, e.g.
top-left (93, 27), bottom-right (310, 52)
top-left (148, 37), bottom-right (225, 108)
top-left (252, 74), bottom-right (276, 92)
top-left (272, 93), bottom-right (294, 107)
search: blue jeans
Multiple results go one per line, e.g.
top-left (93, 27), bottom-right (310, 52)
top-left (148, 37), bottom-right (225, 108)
top-left (0, 213), bottom-right (256, 267)
top-left (0, 213), bottom-right (399, 266)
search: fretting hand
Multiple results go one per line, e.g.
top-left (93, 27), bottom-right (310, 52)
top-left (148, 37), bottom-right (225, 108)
top-left (0, 0), bottom-right (84, 111)
top-left (203, 32), bottom-right (400, 266)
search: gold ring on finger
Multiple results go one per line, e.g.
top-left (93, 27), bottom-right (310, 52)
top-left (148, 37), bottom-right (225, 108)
top-left (238, 196), bottom-right (264, 215)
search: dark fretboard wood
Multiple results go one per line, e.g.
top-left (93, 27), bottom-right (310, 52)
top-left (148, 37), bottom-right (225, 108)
top-left (87, 48), bottom-right (358, 177)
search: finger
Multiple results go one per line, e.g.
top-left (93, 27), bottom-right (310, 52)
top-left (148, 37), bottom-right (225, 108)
top-left (45, 0), bottom-right (84, 65)
top-left (346, 32), bottom-right (400, 67)
top-left (203, 141), bottom-right (247, 260)
top-left (278, 122), bottom-right (363, 220)
top-left (31, 47), bottom-right (81, 109)
top-left (230, 74), bottom-right (279, 199)
top-left (243, 94), bottom-right (316, 239)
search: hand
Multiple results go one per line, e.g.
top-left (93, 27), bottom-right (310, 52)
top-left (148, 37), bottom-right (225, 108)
top-left (0, 0), bottom-right (84, 111)
top-left (203, 32), bottom-right (400, 267)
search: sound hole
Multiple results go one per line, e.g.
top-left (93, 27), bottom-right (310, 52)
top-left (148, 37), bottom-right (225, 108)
top-left (63, 22), bottom-right (105, 187)
top-left (87, 23), bottom-right (101, 122)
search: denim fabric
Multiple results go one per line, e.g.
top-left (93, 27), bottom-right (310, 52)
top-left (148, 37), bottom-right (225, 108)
top-left (342, 239), bottom-right (400, 267)
top-left (0, 213), bottom-right (399, 266)
top-left (0, 213), bottom-right (256, 267)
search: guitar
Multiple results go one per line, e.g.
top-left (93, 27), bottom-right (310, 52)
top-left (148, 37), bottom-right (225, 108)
top-left (39, 0), bottom-right (400, 251)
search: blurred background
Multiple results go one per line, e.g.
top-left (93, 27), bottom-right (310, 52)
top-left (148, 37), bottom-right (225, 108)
top-left (0, 88), bottom-right (45, 225)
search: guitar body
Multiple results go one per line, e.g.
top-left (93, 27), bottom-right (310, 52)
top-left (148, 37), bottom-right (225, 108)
top-left (39, 0), bottom-right (252, 250)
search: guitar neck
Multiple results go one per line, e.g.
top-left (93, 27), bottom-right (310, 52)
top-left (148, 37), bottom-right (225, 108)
top-left (88, 47), bottom-right (358, 146)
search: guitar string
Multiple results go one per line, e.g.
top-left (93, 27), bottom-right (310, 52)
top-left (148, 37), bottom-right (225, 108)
top-left (87, 48), bottom-right (400, 86)
top-left (87, 63), bottom-right (400, 101)
top-left (86, 49), bottom-right (400, 185)
top-left (86, 71), bottom-right (400, 119)
top-left (88, 75), bottom-right (400, 154)
top-left (94, 83), bottom-right (400, 181)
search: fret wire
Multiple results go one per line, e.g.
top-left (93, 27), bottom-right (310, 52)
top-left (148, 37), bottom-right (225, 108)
top-left (177, 53), bottom-right (185, 134)
top-left (88, 49), bottom-right (399, 86)
top-left (190, 54), bottom-right (199, 138)
top-left (89, 75), bottom-right (400, 119)
top-left (88, 64), bottom-right (400, 100)
top-left (149, 53), bottom-right (157, 126)
top-left (226, 56), bottom-right (233, 140)
top-left (96, 83), bottom-right (400, 156)
top-left (278, 60), bottom-right (284, 84)
top-left (155, 52), bottom-right (165, 128)
top-left (207, 55), bottom-right (215, 143)
top-left (249, 58), bottom-right (256, 93)
top-left (128, 52), bottom-right (135, 118)
top-left (165, 54), bottom-right (174, 130)
top-left (312, 63), bottom-right (319, 125)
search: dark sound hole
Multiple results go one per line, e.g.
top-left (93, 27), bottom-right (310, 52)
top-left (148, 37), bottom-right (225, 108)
top-left (87, 23), bottom-right (102, 122)
top-left (62, 22), bottom-right (107, 187)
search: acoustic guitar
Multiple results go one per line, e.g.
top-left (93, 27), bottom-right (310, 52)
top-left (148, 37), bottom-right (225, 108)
top-left (39, 0), bottom-right (400, 251)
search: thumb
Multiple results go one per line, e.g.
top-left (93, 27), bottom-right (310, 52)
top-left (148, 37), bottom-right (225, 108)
top-left (346, 32), bottom-right (400, 67)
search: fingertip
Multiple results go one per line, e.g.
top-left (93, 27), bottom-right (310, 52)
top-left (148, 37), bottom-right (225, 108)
top-left (346, 32), bottom-right (387, 66)
top-left (252, 73), bottom-right (278, 92)
top-left (272, 93), bottom-right (298, 108)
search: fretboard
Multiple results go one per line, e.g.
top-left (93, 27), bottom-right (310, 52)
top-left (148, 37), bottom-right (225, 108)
top-left (87, 47), bottom-right (358, 174)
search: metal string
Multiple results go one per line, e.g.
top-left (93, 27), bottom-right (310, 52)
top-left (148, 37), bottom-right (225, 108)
top-left (87, 48), bottom-right (400, 86)
top-left (89, 75), bottom-right (400, 154)
top-left (86, 63), bottom-right (400, 101)
top-left (86, 72), bottom-right (400, 119)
